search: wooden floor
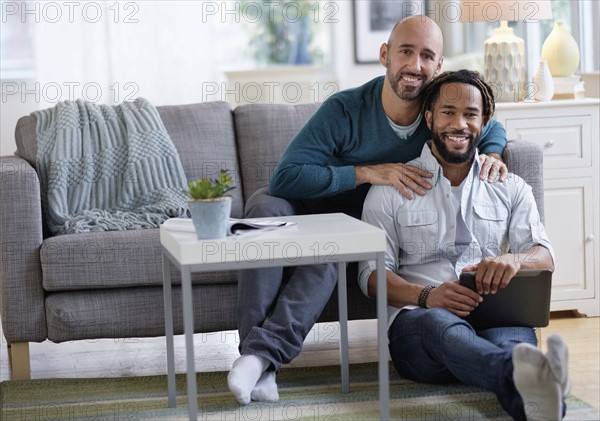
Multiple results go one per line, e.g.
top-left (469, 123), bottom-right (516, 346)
top-left (1, 312), bottom-right (598, 410)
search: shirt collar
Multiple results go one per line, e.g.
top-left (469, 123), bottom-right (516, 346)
top-left (418, 142), bottom-right (481, 186)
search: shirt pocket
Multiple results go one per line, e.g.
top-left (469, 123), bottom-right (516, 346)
top-left (473, 203), bottom-right (509, 249)
top-left (397, 210), bottom-right (439, 251)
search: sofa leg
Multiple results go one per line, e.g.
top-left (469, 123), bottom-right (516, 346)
top-left (8, 342), bottom-right (31, 380)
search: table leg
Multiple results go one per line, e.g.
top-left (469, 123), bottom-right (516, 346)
top-left (376, 253), bottom-right (390, 420)
top-left (162, 254), bottom-right (176, 408)
top-left (337, 262), bottom-right (349, 394)
top-left (181, 266), bottom-right (198, 421)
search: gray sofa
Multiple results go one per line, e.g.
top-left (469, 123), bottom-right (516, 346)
top-left (0, 101), bottom-right (545, 380)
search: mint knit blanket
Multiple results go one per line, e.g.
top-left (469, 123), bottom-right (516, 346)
top-left (34, 98), bottom-right (190, 235)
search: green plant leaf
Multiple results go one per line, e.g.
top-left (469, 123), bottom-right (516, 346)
top-left (184, 169), bottom-right (235, 200)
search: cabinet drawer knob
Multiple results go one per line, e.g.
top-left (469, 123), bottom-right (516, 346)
top-left (586, 235), bottom-right (595, 242)
top-left (545, 140), bottom-right (555, 148)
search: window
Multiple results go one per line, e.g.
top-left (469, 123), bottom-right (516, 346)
top-left (0, 1), bottom-right (35, 80)
top-left (576, 0), bottom-right (600, 72)
top-left (463, 0), bottom-right (599, 76)
top-left (238, 0), bottom-right (332, 68)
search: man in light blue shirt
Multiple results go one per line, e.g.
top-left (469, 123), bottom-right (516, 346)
top-left (359, 70), bottom-right (569, 420)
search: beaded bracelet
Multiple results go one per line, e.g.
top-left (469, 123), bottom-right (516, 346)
top-left (418, 285), bottom-right (436, 308)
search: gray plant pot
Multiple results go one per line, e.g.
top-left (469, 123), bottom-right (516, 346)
top-left (188, 196), bottom-right (232, 239)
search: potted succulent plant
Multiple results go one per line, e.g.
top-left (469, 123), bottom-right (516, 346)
top-left (183, 169), bottom-right (235, 239)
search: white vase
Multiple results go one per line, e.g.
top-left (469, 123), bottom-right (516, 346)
top-left (188, 197), bottom-right (232, 239)
top-left (541, 21), bottom-right (580, 77)
top-left (533, 60), bottom-right (554, 102)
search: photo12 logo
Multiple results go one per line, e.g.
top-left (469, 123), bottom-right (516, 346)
top-left (1, 81), bottom-right (140, 104)
top-left (200, 1), bottom-right (340, 24)
top-left (1, 1), bottom-right (140, 24)
top-left (202, 81), bottom-right (339, 105)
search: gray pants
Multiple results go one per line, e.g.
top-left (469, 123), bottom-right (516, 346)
top-left (237, 187), bottom-right (338, 371)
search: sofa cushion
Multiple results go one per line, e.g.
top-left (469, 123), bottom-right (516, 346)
top-left (234, 103), bottom-right (321, 202)
top-left (40, 229), bottom-right (237, 291)
top-left (15, 101), bottom-right (244, 219)
top-left (45, 284), bottom-right (238, 341)
top-left (157, 102), bottom-right (244, 218)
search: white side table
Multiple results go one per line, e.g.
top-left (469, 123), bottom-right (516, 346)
top-left (160, 213), bottom-right (388, 420)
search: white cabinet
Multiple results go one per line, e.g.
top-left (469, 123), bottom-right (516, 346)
top-left (495, 99), bottom-right (600, 316)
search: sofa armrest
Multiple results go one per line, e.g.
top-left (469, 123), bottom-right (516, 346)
top-left (0, 156), bottom-right (47, 342)
top-left (503, 140), bottom-right (545, 223)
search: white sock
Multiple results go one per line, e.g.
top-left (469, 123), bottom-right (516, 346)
top-left (227, 355), bottom-right (269, 405)
top-left (250, 370), bottom-right (279, 402)
top-left (545, 334), bottom-right (571, 397)
top-left (513, 343), bottom-right (562, 420)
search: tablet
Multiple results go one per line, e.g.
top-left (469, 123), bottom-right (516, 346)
top-left (459, 269), bottom-right (553, 329)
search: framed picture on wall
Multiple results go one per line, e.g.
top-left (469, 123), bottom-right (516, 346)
top-left (353, 0), bottom-right (426, 64)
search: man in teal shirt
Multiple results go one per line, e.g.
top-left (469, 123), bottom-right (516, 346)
top-left (269, 75), bottom-right (506, 217)
top-left (229, 15), bottom-right (507, 404)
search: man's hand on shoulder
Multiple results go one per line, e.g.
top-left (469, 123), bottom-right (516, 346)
top-left (478, 153), bottom-right (507, 183)
top-left (355, 163), bottom-right (433, 200)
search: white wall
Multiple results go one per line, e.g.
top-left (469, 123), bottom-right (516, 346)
top-left (330, 2), bottom-right (384, 90)
top-left (1, 80), bottom-right (36, 156)
top-left (581, 73), bottom-right (600, 98)
top-left (2, 1), bottom-right (599, 157)
top-left (0, 1), bottom-right (389, 157)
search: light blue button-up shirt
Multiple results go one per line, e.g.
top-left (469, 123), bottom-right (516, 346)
top-left (358, 144), bottom-right (555, 327)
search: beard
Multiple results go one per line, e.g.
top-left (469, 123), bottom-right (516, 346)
top-left (386, 57), bottom-right (426, 101)
top-left (431, 127), bottom-right (480, 164)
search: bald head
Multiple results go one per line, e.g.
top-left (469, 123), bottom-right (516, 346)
top-left (387, 15), bottom-right (443, 55)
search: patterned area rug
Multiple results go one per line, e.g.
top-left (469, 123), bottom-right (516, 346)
top-left (1, 362), bottom-right (597, 420)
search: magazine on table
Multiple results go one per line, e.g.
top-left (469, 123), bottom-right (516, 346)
top-left (162, 217), bottom-right (296, 236)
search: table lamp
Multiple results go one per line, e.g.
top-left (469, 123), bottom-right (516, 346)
top-left (460, 0), bottom-right (553, 102)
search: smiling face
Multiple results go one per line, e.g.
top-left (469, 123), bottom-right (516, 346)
top-left (380, 16), bottom-right (444, 101)
top-left (425, 82), bottom-right (488, 164)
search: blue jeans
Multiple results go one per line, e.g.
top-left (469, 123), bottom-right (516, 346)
top-left (388, 308), bottom-right (537, 420)
top-left (237, 187), bottom-right (338, 371)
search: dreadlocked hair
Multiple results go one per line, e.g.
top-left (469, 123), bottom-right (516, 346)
top-left (420, 70), bottom-right (495, 120)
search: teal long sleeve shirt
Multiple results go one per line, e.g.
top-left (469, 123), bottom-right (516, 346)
top-left (269, 76), bottom-right (507, 214)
